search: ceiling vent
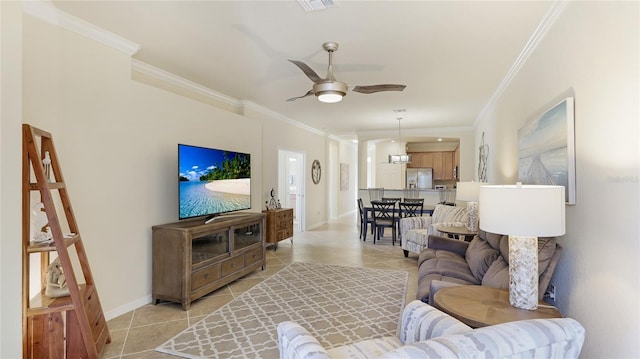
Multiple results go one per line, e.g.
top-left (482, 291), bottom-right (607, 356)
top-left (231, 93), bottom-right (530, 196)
top-left (297, 0), bottom-right (335, 12)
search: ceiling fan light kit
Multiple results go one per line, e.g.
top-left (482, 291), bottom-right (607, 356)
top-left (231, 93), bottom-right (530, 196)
top-left (315, 81), bottom-right (347, 103)
top-left (287, 42), bottom-right (406, 103)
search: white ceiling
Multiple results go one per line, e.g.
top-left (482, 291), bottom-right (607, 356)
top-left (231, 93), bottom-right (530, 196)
top-left (52, 0), bottom-right (552, 141)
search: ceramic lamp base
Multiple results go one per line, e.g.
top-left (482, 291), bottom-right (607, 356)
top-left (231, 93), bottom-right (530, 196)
top-left (508, 235), bottom-right (539, 310)
top-left (466, 201), bottom-right (478, 232)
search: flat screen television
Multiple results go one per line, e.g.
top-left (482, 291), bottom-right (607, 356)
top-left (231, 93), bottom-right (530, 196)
top-left (178, 144), bottom-right (251, 221)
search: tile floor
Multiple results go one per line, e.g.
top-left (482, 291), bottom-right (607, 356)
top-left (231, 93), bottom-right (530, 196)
top-left (101, 213), bottom-right (420, 358)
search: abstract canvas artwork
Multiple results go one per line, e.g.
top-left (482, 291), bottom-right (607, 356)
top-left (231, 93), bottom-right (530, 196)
top-left (518, 97), bottom-right (576, 204)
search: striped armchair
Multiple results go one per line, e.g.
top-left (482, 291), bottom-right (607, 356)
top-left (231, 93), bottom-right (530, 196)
top-left (277, 300), bottom-right (584, 359)
top-left (400, 204), bottom-right (468, 257)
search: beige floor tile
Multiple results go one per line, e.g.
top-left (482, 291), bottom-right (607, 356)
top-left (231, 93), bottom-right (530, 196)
top-left (130, 302), bottom-right (187, 327)
top-left (186, 293), bottom-right (234, 318)
top-left (122, 320), bottom-right (189, 354)
top-left (100, 329), bottom-right (127, 358)
top-left (107, 311), bottom-right (133, 331)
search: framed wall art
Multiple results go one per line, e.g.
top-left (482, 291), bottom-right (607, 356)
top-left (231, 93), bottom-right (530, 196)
top-left (311, 160), bottom-right (321, 185)
top-left (340, 163), bottom-right (349, 191)
top-left (518, 97), bottom-right (576, 204)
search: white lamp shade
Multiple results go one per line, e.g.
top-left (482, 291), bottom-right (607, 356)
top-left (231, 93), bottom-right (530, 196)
top-left (479, 185), bottom-right (565, 237)
top-left (456, 181), bottom-right (482, 202)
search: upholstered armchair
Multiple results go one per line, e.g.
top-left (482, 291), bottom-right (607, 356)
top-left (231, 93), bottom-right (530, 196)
top-left (400, 204), bottom-right (468, 257)
top-left (277, 300), bottom-right (585, 359)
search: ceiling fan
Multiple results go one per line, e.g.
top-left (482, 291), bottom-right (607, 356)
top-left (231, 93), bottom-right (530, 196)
top-left (287, 42), bottom-right (406, 103)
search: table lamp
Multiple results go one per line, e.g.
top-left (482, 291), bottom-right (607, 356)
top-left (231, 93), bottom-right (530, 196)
top-left (479, 184), bottom-right (565, 310)
top-left (456, 181), bottom-right (482, 232)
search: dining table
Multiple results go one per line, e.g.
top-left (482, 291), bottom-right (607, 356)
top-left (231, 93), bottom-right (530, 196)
top-left (362, 204), bottom-right (434, 242)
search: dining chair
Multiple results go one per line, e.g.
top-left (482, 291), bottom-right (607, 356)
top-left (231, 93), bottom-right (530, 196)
top-left (381, 197), bottom-right (401, 203)
top-left (438, 189), bottom-right (457, 206)
top-left (357, 198), bottom-right (374, 241)
top-left (403, 188), bottom-right (420, 199)
top-left (382, 197), bottom-right (402, 236)
top-left (400, 200), bottom-right (424, 218)
top-left (368, 187), bottom-right (384, 202)
top-left (381, 198), bottom-right (401, 243)
top-left (402, 197), bottom-right (424, 205)
top-left (370, 200), bottom-right (397, 245)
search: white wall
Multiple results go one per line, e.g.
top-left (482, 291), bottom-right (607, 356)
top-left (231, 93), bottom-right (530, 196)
top-left (334, 138), bottom-right (358, 218)
top-left (476, 2), bottom-right (639, 356)
top-left (243, 104), bottom-right (330, 229)
top-left (0, 2), bottom-right (24, 357)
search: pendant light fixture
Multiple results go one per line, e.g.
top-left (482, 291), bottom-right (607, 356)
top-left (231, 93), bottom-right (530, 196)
top-left (388, 117), bottom-right (412, 164)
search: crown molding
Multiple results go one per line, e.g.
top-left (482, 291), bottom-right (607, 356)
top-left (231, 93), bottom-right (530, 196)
top-left (356, 125), bottom-right (475, 142)
top-left (132, 59), bottom-right (242, 110)
top-left (241, 100), bottom-right (327, 137)
top-left (327, 134), bottom-right (356, 145)
top-left (22, 0), bottom-right (140, 56)
top-left (474, 0), bottom-right (569, 126)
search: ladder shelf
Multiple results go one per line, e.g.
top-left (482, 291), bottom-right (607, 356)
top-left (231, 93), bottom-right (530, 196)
top-left (22, 124), bottom-right (110, 358)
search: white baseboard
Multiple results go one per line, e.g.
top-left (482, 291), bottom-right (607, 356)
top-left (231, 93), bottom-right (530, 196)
top-left (105, 295), bottom-right (152, 321)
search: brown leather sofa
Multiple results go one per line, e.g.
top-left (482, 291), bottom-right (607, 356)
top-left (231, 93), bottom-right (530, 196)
top-left (416, 229), bottom-right (562, 303)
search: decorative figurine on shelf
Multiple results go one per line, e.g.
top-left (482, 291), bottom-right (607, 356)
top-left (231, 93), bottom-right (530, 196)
top-left (267, 188), bottom-right (280, 210)
top-left (45, 257), bottom-right (70, 298)
top-left (31, 202), bottom-right (52, 244)
top-left (43, 151), bottom-right (52, 183)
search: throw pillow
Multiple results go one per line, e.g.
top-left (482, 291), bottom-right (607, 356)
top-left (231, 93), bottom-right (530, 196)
top-left (465, 237), bottom-right (500, 282)
top-left (537, 237), bottom-right (557, 275)
top-left (484, 231), bottom-right (506, 252)
top-left (481, 256), bottom-right (509, 289)
top-left (500, 236), bottom-right (509, 265)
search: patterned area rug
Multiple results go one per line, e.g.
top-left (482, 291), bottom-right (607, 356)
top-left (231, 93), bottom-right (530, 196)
top-left (156, 262), bottom-right (408, 358)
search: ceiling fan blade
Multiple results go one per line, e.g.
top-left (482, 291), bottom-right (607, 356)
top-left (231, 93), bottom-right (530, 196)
top-left (288, 60), bottom-right (324, 84)
top-left (352, 84), bottom-right (407, 94)
top-left (286, 89), bottom-right (314, 102)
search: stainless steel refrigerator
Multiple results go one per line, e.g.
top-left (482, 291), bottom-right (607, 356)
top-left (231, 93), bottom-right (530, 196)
top-left (406, 168), bottom-right (433, 189)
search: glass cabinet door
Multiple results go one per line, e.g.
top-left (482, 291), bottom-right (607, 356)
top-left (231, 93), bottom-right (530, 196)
top-left (192, 230), bottom-right (229, 266)
top-left (233, 221), bottom-right (262, 251)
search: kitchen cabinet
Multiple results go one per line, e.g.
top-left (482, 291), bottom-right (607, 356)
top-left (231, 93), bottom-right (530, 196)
top-left (407, 153), bottom-right (421, 168)
top-left (408, 152), bottom-right (433, 168)
top-left (408, 151), bottom-right (455, 180)
top-left (443, 151), bottom-right (454, 180)
top-left (454, 145), bottom-right (460, 180)
top-left (432, 152), bottom-right (443, 180)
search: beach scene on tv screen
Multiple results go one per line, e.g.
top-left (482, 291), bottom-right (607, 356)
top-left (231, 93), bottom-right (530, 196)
top-left (179, 145), bottom-right (250, 219)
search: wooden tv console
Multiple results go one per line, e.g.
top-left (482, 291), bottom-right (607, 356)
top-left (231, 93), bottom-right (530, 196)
top-left (151, 212), bottom-right (265, 310)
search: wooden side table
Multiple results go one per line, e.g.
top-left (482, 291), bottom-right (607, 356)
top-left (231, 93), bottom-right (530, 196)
top-left (433, 285), bottom-right (562, 328)
top-left (436, 225), bottom-right (477, 241)
top-left (263, 208), bottom-right (294, 250)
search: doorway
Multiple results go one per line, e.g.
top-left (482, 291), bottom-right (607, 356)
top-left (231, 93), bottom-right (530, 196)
top-left (278, 150), bottom-right (305, 232)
